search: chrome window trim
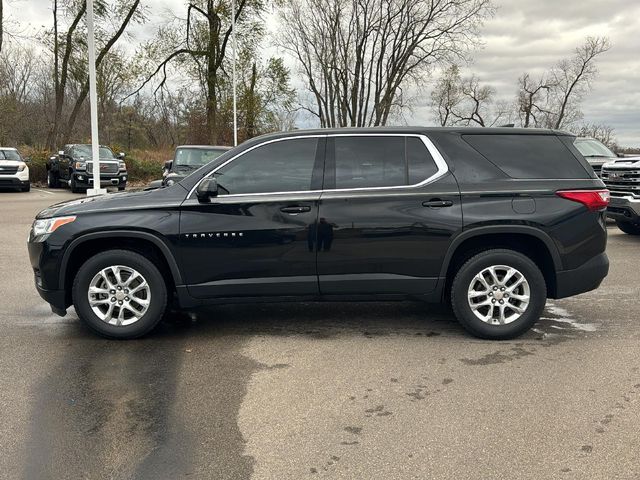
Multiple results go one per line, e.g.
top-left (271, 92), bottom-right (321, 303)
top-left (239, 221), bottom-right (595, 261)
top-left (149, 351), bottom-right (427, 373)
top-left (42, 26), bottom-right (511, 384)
top-left (187, 133), bottom-right (449, 199)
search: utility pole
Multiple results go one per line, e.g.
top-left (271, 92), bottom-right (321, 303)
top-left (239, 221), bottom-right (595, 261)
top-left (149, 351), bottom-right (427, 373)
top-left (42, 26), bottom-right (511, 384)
top-left (232, 0), bottom-right (237, 146)
top-left (86, 0), bottom-right (106, 196)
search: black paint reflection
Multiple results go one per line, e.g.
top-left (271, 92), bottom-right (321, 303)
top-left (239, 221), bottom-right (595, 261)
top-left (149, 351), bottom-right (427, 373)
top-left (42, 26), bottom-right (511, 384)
top-left (308, 217), bottom-right (336, 252)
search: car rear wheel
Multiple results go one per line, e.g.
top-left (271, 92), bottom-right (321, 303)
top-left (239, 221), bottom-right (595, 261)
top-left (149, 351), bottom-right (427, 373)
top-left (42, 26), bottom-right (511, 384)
top-left (451, 249), bottom-right (546, 340)
top-left (47, 170), bottom-right (59, 188)
top-left (616, 220), bottom-right (640, 235)
top-left (72, 249), bottom-right (167, 339)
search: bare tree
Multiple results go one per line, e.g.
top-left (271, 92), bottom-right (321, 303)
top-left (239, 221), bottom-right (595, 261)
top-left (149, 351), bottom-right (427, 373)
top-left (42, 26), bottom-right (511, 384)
top-left (1, 0), bottom-right (4, 55)
top-left (516, 73), bottom-right (555, 128)
top-left (431, 65), bottom-right (507, 127)
top-left (550, 36), bottom-right (611, 129)
top-left (430, 65), bottom-right (462, 126)
top-left (280, 0), bottom-right (493, 128)
top-left (130, 0), bottom-right (262, 144)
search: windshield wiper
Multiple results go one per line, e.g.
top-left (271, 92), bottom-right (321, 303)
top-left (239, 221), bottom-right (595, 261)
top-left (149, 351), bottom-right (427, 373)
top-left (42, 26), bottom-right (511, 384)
top-left (583, 154), bottom-right (611, 158)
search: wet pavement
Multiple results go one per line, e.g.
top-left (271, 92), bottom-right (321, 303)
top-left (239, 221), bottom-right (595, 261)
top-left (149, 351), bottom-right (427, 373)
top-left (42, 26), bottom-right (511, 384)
top-left (1, 188), bottom-right (639, 479)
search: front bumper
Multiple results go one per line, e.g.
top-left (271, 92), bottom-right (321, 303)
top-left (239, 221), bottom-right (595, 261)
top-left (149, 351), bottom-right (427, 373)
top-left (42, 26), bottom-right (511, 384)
top-left (606, 195), bottom-right (640, 223)
top-left (28, 235), bottom-right (68, 314)
top-left (554, 252), bottom-right (609, 299)
top-left (73, 172), bottom-right (127, 187)
top-left (0, 167), bottom-right (29, 187)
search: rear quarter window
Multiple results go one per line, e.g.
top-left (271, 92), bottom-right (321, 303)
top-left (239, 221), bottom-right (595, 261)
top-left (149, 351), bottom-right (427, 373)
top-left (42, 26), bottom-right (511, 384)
top-left (462, 134), bottom-right (590, 179)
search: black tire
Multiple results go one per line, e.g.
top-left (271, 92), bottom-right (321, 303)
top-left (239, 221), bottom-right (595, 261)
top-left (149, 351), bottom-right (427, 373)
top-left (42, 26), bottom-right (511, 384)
top-left (47, 170), bottom-right (59, 188)
top-left (118, 185), bottom-right (126, 191)
top-left (72, 249), bottom-right (168, 339)
top-left (616, 220), bottom-right (640, 235)
top-left (70, 175), bottom-right (82, 193)
top-left (21, 182), bottom-right (30, 192)
top-left (451, 249), bottom-right (546, 340)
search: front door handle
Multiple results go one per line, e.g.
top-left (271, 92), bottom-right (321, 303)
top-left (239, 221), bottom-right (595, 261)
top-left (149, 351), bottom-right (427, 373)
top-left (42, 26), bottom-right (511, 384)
top-left (280, 205), bottom-right (312, 214)
top-left (422, 199), bottom-right (454, 208)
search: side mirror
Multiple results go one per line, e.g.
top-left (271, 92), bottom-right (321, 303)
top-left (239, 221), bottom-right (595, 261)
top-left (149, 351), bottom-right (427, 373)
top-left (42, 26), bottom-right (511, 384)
top-left (58, 150), bottom-right (64, 156)
top-left (616, 152), bottom-right (625, 158)
top-left (164, 160), bottom-right (173, 171)
top-left (196, 177), bottom-right (219, 202)
top-left (118, 152), bottom-right (126, 159)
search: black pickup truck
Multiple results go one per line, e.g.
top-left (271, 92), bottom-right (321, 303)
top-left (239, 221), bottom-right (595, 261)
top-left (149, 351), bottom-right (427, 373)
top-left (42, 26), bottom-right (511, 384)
top-left (47, 144), bottom-right (128, 193)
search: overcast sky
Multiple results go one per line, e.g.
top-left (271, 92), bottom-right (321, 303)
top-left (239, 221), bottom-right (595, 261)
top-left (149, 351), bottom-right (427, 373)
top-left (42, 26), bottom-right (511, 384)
top-left (5, 0), bottom-right (639, 145)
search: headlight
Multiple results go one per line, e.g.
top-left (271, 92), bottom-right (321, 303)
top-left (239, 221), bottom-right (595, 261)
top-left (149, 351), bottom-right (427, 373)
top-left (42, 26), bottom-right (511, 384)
top-left (119, 161), bottom-right (126, 171)
top-left (32, 216), bottom-right (76, 236)
top-left (17, 162), bottom-right (27, 172)
top-left (166, 179), bottom-right (175, 186)
top-left (74, 161), bottom-right (86, 170)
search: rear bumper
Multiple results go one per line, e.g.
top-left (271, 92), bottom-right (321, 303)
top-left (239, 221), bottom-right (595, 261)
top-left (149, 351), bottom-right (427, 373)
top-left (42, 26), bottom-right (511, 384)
top-left (554, 252), bottom-right (609, 299)
top-left (606, 195), bottom-right (640, 223)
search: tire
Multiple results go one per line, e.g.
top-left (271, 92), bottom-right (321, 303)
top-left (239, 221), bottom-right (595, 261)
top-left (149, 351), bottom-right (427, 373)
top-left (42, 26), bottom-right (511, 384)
top-left (72, 249), bottom-right (168, 339)
top-left (47, 170), bottom-right (59, 188)
top-left (451, 249), bottom-right (546, 340)
top-left (21, 182), bottom-right (30, 192)
top-left (118, 185), bottom-right (126, 191)
top-left (70, 175), bottom-right (82, 193)
top-left (616, 220), bottom-right (640, 235)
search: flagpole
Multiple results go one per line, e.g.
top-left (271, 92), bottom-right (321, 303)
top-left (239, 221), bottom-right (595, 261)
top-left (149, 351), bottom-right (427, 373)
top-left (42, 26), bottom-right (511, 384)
top-left (86, 0), bottom-right (105, 196)
top-left (232, 0), bottom-right (238, 146)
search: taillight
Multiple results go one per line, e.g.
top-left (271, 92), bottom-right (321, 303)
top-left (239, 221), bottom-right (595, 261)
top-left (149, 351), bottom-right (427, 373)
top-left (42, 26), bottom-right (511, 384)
top-left (556, 189), bottom-right (610, 211)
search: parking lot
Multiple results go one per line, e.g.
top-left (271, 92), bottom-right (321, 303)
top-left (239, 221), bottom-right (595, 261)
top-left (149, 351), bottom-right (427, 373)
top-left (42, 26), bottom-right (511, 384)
top-left (1, 188), bottom-right (639, 479)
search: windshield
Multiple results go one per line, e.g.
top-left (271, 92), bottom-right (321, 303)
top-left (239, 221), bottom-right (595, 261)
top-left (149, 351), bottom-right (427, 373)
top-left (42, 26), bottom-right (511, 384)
top-left (73, 145), bottom-right (115, 159)
top-left (0, 149), bottom-right (21, 161)
top-left (574, 139), bottom-right (616, 158)
top-left (175, 148), bottom-right (226, 168)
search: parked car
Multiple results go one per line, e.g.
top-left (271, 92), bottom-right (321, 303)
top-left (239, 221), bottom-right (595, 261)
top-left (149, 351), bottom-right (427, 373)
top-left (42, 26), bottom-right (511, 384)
top-left (573, 137), bottom-right (620, 177)
top-left (28, 127), bottom-right (609, 340)
top-left (0, 147), bottom-right (30, 192)
top-left (147, 145), bottom-right (231, 189)
top-left (601, 157), bottom-right (640, 235)
top-left (47, 144), bottom-right (127, 193)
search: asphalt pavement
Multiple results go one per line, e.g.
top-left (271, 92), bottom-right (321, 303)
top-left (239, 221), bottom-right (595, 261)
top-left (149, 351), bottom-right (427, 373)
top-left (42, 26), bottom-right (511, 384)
top-left (1, 187), bottom-right (639, 479)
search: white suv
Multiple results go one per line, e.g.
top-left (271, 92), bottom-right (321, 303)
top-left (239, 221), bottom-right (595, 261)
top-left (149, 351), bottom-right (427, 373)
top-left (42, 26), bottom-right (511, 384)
top-left (0, 148), bottom-right (30, 192)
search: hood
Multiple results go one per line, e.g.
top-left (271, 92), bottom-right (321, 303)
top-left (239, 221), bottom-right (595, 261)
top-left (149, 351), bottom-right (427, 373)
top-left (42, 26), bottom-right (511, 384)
top-left (602, 157), bottom-right (640, 169)
top-left (36, 184), bottom-right (188, 219)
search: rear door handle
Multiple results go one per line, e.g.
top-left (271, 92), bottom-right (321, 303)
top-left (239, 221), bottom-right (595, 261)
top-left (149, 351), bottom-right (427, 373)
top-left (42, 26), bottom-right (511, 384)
top-left (422, 199), bottom-right (454, 208)
top-left (280, 205), bottom-right (312, 214)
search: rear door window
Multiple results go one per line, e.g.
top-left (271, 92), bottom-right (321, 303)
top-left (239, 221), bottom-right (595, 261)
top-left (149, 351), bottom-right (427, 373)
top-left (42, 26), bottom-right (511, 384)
top-left (332, 136), bottom-right (439, 189)
top-left (462, 134), bottom-right (589, 179)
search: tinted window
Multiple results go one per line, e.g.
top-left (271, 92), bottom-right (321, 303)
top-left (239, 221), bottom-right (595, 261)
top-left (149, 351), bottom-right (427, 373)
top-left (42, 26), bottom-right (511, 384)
top-left (175, 148), bottom-right (226, 167)
top-left (72, 145), bottom-right (115, 159)
top-left (215, 138), bottom-right (318, 195)
top-left (463, 134), bottom-right (588, 179)
top-left (334, 136), bottom-right (439, 189)
top-left (407, 137), bottom-right (438, 184)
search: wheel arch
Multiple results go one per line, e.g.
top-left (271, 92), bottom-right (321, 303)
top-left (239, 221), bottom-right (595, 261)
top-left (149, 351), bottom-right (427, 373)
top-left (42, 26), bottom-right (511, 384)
top-left (60, 231), bottom-right (183, 306)
top-left (440, 226), bottom-right (562, 300)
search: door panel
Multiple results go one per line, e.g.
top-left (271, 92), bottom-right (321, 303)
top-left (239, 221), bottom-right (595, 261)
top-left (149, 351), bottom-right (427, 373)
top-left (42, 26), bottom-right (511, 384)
top-left (316, 134), bottom-right (461, 296)
top-left (179, 136), bottom-right (325, 299)
top-left (180, 194), bottom-right (320, 298)
top-left (316, 175), bottom-right (462, 295)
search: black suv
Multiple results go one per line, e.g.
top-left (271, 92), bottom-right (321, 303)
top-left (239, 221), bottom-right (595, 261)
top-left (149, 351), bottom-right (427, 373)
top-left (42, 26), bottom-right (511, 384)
top-left (47, 144), bottom-right (128, 192)
top-left (28, 128), bottom-right (609, 340)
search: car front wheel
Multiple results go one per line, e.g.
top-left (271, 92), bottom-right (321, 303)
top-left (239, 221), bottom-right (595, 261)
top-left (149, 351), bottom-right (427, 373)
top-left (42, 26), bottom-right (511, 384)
top-left (72, 249), bottom-right (168, 339)
top-left (451, 249), bottom-right (546, 340)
